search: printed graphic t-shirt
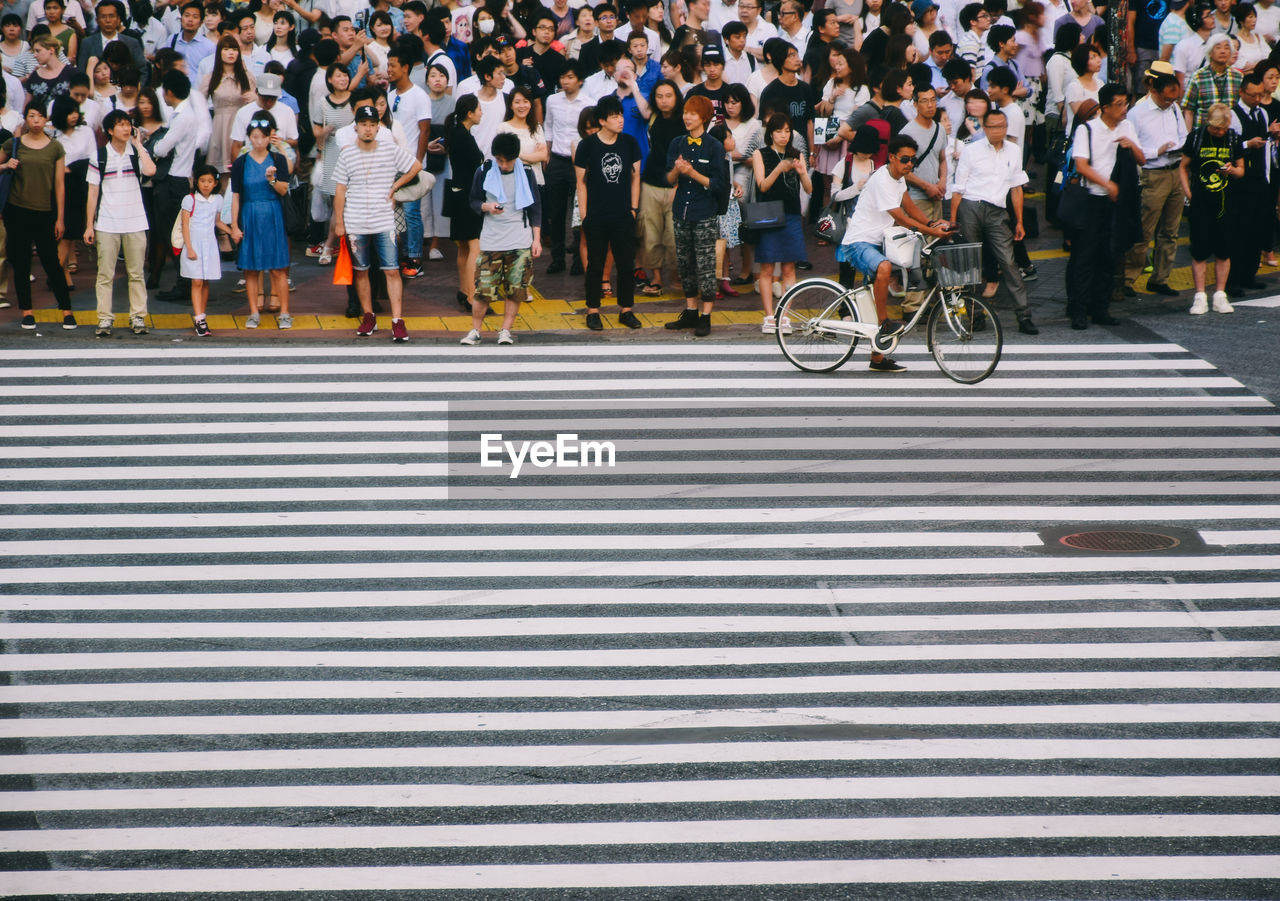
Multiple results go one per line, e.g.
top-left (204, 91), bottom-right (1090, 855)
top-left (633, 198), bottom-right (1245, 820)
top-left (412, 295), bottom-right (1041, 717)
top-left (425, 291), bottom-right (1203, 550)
top-left (573, 131), bottom-right (643, 222)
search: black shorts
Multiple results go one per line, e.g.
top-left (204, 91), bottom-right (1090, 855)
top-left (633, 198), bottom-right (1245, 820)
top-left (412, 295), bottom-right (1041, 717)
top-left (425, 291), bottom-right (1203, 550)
top-left (1188, 195), bottom-right (1232, 262)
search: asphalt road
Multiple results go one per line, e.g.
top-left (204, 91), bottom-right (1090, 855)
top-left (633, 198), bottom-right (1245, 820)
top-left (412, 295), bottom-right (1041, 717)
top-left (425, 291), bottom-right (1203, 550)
top-left (0, 314), bottom-right (1278, 900)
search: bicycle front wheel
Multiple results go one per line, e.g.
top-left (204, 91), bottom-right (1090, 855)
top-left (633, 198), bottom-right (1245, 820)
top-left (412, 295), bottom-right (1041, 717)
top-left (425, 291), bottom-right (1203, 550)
top-left (927, 294), bottom-right (1003, 384)
top-left (776, 278), bottom-right (859, 373)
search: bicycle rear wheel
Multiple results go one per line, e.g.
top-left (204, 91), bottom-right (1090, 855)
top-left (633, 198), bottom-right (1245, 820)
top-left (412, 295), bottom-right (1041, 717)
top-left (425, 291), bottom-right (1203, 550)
top-left (776, 278), bottom-right (859, 373)
top-left (927, 294), bottom-right (1003, 384)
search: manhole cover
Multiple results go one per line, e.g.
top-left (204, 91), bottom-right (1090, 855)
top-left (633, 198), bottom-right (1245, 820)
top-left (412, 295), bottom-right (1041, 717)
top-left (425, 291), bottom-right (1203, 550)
top-left (1036, 525), bottom-right (1211, 556)
top-left (1059, 530), bottom-right (1182, 552)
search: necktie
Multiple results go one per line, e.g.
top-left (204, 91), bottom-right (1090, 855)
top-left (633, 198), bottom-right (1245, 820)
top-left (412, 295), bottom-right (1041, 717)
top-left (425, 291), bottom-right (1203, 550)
top-left (1259, 108), bottom-right (1272, 182)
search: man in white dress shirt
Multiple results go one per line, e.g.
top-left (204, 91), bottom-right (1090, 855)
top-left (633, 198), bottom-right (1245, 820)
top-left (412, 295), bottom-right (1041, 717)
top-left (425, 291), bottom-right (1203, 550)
top-left (950, 106), bottom-right (1038, 334)
top-left (1123, 65), bottom-right (1187, 297)
top-left (737, 0), bottom-right (777, 60)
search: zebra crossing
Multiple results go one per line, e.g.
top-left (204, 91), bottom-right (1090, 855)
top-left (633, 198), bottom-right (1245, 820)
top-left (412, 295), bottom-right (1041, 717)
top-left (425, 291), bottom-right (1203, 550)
top-left (1, 339), bottom-right (1278, 898)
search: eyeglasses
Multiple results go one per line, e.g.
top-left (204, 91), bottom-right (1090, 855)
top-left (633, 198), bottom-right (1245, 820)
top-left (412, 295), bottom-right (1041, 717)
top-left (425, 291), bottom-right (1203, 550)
top-left (895, 155), bottom-right (916, 165)
top-left (976, 12), bottom-right (991, 19)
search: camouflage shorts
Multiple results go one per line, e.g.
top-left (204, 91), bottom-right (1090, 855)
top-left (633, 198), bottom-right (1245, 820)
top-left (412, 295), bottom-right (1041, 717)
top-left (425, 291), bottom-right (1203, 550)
top-left (475, 248), bottom-right (533, 302)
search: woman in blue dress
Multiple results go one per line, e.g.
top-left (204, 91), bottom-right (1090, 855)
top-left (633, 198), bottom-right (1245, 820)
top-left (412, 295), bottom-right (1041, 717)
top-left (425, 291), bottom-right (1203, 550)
top-left (229, 112), bottom-right (293, 328)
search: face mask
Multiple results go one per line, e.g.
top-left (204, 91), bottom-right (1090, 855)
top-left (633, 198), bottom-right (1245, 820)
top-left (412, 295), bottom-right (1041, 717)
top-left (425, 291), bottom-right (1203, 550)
top-left (478, 17), bottom-right (495, 34)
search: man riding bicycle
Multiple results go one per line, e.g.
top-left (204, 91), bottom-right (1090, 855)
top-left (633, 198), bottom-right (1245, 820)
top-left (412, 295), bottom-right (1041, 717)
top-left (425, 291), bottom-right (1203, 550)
top-left (837, 134), bottom-right (953, 372)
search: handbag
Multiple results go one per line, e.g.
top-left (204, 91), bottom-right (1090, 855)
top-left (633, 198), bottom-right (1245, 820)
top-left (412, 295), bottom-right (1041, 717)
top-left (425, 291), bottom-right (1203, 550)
top-left (170, 194), bottom-right (194, 252)
top-left (441, 177), bottom-right (467, 218)
top-left (738, 157), bottom-right (786, 243)
top-left (813, 149), bottom-right (859, 244)
top-left (0, 136), bottom-right (18, 213)
top-left (1056, 121), bottom-right (1093, 232)
top-left (394, 169), bottom-right (436, 203)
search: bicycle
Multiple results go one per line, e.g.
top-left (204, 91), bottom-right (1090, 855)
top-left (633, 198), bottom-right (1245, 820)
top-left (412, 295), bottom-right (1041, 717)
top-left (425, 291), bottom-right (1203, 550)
top-left (774, 233), bottom-right (1004, 384)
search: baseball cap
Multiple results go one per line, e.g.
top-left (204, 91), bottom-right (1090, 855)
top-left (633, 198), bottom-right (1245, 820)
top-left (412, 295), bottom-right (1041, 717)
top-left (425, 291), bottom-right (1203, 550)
top-left (354, 105), bottom-right (380, 123)
top-left (256, 72), bottom-right (282, 97)
top-left (701, 42), bottom-right (724, 64)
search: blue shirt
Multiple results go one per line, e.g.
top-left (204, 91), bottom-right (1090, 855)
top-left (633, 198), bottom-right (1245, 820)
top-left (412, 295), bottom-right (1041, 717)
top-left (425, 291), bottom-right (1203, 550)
top-left (635, 58), bottom-right (661, 99)
top-left (444, 37), bottom-right (471, 81)
top-left (169, 32), bottom-right (216, 74)
top-left (621, 94), bottom-right (649, 162)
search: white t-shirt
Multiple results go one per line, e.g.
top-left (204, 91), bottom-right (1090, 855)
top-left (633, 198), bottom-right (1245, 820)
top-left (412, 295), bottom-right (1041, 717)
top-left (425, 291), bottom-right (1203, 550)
top-left (1070, 117), bottom-right (1139, 196)
top-left (472, 90), bottom-right (509, 159)
top-left (455, 74), bottom-right (515, 97)
top-left (387, 83), bottom-right (432, 156)
top-left (1172, 33), bottom-right (1207, 75)
top-left (843, 166), bottom-right (907, 246)
top-left (1000, 100), bottom-right (1027, 146)
top-left (231, 100), bottom-right (300, 144)
top-left (334, 138), bottom-right (419, 234)
top-left (86, 144), bottom-right (149, 233)
top-left (1256, 2), bottom-right (1280, 41)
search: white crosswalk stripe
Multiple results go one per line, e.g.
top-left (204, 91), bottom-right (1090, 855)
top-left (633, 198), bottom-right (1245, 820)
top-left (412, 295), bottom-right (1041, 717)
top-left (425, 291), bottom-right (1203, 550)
top-left (1, 340), bottom-right (1277, 899)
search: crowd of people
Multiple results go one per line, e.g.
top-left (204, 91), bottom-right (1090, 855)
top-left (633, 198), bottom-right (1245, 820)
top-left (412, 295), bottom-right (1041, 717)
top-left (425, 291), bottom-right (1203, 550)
top-left (0, 0), bottom-right (1274, 352)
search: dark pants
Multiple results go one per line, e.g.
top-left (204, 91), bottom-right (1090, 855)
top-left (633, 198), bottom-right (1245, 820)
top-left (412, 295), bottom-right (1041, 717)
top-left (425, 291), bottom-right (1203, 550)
top-left (6, 205), bottom-right (70, 310)
top-left (1066, 194), bottom-right (1115, 321)
top-left (584, 214), bottom-right (636, 310)
top-left (1228, 179), bottom-right (1272, 288)
top-left (543, 154), bottom-right (576, 264)
top-left (151, 174), bottom-right (191, 285)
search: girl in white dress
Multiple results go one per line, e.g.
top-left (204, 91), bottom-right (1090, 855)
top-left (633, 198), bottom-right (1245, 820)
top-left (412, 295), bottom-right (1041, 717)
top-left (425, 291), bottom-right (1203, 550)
top-left (181, 165), bottom-right (232, 336)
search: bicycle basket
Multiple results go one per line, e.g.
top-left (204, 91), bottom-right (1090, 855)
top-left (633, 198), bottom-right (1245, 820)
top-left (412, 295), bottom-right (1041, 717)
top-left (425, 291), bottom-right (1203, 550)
top-left (933, 242), bottom-right (984, 289)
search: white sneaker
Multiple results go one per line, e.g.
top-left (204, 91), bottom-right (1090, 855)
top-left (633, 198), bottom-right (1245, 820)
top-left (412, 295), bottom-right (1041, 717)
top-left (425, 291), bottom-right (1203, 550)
top-left (1212, 291), bottom-right (1234, 313)
top-left (761, 315), bottom-right (777, 334)
top-left (459, 328), bottom-right (481, 346)
top-left (428, 248), bottom-right (445, 261)
top-left (497, 328), bottom-right (514, 345)
top-left (778, 315), bottom-right (792, 335)
top-left (1189, 292), bottom-right (1209, 315)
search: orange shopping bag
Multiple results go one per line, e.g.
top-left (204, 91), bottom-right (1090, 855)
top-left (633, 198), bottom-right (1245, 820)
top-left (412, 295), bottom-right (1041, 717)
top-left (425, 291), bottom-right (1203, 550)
top-left (333, 238), bottom-right (353, 286)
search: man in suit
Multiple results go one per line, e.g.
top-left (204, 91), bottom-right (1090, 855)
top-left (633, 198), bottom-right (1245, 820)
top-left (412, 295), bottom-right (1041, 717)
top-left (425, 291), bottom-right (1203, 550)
top-left (1225, 70), bottom-right (1274, 296)
top-left (79, 0), bottom-right (147, 84)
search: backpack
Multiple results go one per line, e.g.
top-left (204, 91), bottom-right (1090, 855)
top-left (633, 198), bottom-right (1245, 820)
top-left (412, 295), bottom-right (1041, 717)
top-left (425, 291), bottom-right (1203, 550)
top-left (864, 115), bottom-right (891, 167)
top-left (93, 144), bottom-right (144, 223)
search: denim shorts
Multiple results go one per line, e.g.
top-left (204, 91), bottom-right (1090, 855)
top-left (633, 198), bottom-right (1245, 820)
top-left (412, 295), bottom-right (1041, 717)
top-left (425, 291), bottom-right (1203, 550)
top-left (346, 231), bottom-right (399, 271)
top-left (835, 240), bottom-right (889, 281)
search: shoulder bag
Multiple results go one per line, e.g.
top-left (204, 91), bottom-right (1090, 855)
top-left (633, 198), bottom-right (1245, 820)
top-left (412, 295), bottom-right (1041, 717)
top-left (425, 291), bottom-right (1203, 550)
top-left (1056, 121), bottom-right (1093, 232)
top-left (738, 148), bottom-right (787, 241)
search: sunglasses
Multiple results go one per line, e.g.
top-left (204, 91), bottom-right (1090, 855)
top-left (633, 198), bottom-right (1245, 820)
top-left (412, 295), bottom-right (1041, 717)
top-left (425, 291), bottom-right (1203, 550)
top-left (895, 155), bottom-right (916, 165)
top-left (249, 118), bottom-right (272, 128)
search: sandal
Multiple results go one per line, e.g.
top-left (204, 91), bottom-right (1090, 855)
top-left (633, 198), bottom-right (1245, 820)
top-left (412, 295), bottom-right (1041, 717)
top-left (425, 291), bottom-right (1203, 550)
top-left (639, 283), bottom-right (663, 296)
top-left (602, 281), bottom-right (613, 296)
top-left (317, 248), bottom-right (333, 265)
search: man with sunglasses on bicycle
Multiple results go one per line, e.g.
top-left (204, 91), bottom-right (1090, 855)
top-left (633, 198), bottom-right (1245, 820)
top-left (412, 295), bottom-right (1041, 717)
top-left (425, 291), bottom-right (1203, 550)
top-left (838, 134), bottom-right (953, 373)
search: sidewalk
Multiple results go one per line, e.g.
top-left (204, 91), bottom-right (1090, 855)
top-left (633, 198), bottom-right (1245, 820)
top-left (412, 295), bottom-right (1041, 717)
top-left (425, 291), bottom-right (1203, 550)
top-left (8, 191), bottom-right (1277, 338)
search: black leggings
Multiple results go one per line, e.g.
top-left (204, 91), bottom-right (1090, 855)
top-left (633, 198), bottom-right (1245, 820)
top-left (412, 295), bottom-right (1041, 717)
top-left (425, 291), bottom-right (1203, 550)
top-left (6, 205), bottom-right (69, 310)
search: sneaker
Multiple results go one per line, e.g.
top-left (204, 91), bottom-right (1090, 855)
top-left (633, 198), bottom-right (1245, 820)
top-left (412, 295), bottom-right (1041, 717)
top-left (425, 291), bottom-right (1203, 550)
top-left (1189, 292), bottom-right (1209, 315)
top-left (0, 299), bottom-right (10, 309)
top-left (1212, 291), bottom-right (1234, 314)
top-left (245, 312), bottom-right (260, 329)
top-left (496, 328), bottom-right (514, 345)
top-left (1019, 264), bottom-right (1039, 282)
top-left (778, 316), bottom-right (792, 335)
top-left (585, 312), bottom-right (603, 331)
top-left (731, 274), bottom-right (754, 287)
top-left (345, 300), bottom-right (362, 319)
top-left (62, 313), bottom-right (77, 330)
top-left (665, 308), bottom-right (698, 330)
top-left (355, 312), bottom-right (376, 336)
top-left (131, 318), bottom-right (148, 335)
top-left (546, 259), bottom-right (566, 275)
top-left (95, 323), bottom-right (112, 337)
top-left (428, 248), bottom-right (445, 261)
top-left (20, 314), bottom-right (35, 329)
top-left (277, 313), bottom-right (293, 329)
top-left (391, 319), bottom-right (409, 342)
top-left (233, 278), bottom-right (247, 293)
top-left (618, 310), bottom-right (642, 329)
top-left (401, 261), bottom-right (422, 279)
top-left (869, 356), bottom-right (908, 373)
top-left (193, 319), bottom-right (210, 337)
top-left (459, 328), bottom-right (481, 346)
top-left (569, 257), bottom-right (584, 276)
top-left (305, 243), bottom-right (325, 257)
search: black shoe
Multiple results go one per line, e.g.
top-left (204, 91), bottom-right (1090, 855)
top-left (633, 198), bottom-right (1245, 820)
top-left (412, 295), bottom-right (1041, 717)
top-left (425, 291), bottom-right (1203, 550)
top-left (665, 308), bottom-right (698, 330)
top-left (1122, 286), bottom-right (1137, 298)
top-left (569, 257), bottom-right (584, 276)
top-left (1018, 317), bottom-right (1039, 335)
top-left (345, 300), bottom-right (361, 318)
top-left (371, 298), bottom-right (384, 314)
top-left (1146, 281), bottom-right (1179, 296)
top-left (971, 311), bottom-right (988, 332)
top-left (796, 260), bottom-right (813, 271)
top-left (1225, 284), bottom-right (1246, 298)
top-left (1243, 279), bottom-right (1268, 290)
top-left (618, 310), bottom-right (642, 329)
top-left (145, 273), bottom-right (161, 290)
top-left (457, 291), bottom-right (472, 313)
top-left (1019, 264), bottom-right (1039, 282)
top-left (731, 274), bottom-right (754, 286)
top-left (20, 313), bottom-right (35, 329)
top-left (585, 312), bottom-right (603, 330)
top-left (546, 259), bottom-right (566, 275)
top-left (1092, 313), bottom-right (1121, 326)
top-left (1070, 315), bottom-right (1089, 330)
top-left (868, 356), bottom-right (907, 373)
top-left (694, 313), bottom-right (711, 337)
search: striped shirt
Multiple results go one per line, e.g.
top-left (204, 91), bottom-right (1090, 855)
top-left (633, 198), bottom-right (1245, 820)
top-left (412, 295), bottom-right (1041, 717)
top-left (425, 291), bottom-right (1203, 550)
top-left (333, 139), bottom-right (418, 235)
